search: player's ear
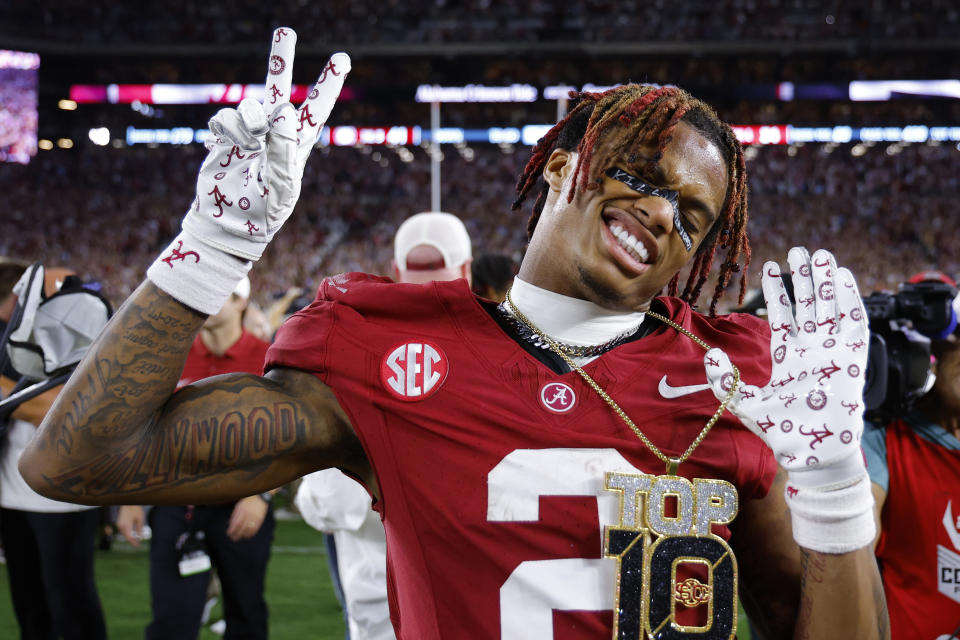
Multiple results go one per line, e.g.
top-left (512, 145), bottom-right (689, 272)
top-left (543, 149), bottom-right (574, 193)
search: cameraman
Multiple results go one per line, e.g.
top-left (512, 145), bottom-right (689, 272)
top-left (863, 270), bottom-right (960, 640)
top-left (0, 258), bottom-right (108, 640)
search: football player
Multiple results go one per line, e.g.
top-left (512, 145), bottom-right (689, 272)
top-left (20, 29), bottom-right (886, 639)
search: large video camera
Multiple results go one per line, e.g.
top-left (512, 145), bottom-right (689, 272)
top-left (862, 279), bottom-right (957, 420)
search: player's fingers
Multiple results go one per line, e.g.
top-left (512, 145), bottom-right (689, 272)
top-left (209, 107), bottom-right (258, 150)
top-left (760, 261), bottom-right (796, 342)
top-left (787, 247), bottom-right (816, 336)
top-left (295, 52), bottom-right (351, 155)
top-left (835, 266), bottom-right (868, 339)
top-left (704, 348), bottom-right (744, 409)
top-left (810, 249), bottom-right (840, 335)
top-left (238, 98), bottom-right (268, 137)
top-left (266, 102), bottom-right (298, 207)
top-left (264, 27), bottom-right (297, 109)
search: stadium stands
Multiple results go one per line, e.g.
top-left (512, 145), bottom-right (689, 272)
top-left (2, 139), bottom-right (955, 311)
top-left (3, 1), bottom-right (958, 46)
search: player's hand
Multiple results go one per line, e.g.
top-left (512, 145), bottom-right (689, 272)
top-left (181, 28), bottom-right (350, 261)
top-left (226, 495), bottom-right (270, 541)
top-left (703, 248), bottom-right (875, 552)
top-left (148, 28), bottom-right (350, 314)
top-left (706, 247), bottom-right (869, 484)
top-left (116, 505), bottom-right (146, 548)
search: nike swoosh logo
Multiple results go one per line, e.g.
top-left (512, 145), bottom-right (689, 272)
top-left (658, 375), bottom-right (711, 399)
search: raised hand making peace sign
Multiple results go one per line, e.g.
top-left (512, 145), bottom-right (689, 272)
top-left (148, 29), bottom-right (350, 314)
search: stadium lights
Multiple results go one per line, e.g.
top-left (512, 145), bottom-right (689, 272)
top-left (521, 125), bottom-right (553, 146)
top-left (66, 78), bottom-right (960, 107)
top-left (543, 85), bottom-right (577, 100)
top-left (56, 138), bottom-right (73, 149)
top-left (0, 49), bottom-right (40, 70)
top-left (38, 139), bottom-right (53, 150)
top-left (850, 79), bottom-right (960, 101)
top-left (88, 127), bottom-right (111, 146)
top-left (415, 84), bottom-right (538, 103)
top-left (126, 126), bottom-right (204, 145)
top-left (70, 83), bottom-right (357, 105)
top-left (58, 99), bottom-right (77, 111)
top-left (116, 123), bottom-right (960, 148)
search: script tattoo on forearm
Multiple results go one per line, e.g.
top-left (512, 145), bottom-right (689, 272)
top-left (796, 549), bottom-right (826, 640)
top-left (36, 285), bottom-right (206, 491)
top-left (47, 398), bottom-right (308, 497)
top-left (47, 288), bottom-right (197, 447)
top-left (873, 566), bottom-right (890, 640)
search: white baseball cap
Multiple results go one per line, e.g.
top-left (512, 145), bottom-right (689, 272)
top-left (394, 212), bottom-right (472, 273)
top-left (233, 275), bottom-right (251, 300)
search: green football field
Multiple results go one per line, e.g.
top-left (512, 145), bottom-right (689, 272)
top-left (0, 514), bottom-right (752, 639)
top-left (0, 515), bottom-right (346, 639)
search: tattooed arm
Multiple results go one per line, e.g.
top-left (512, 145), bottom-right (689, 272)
top-left (792, 546), bottom-right (888, 640)
top-left (19, 30), bottom-right (357, 505)
top-left (19, 282), bottom-right (372, 506)
top-left (734, 468), bottom-right (888, 640)
top-left (733, 468), bottom-right (801, 639)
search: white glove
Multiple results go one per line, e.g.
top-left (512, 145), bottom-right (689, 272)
top-left (147, 27), bottom-right (350, 314)
top-left (705, 247), bottom-right (875, 553)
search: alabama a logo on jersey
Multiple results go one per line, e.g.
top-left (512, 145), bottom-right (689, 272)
top-left (381, 340), bottom-right (449, 401)
top-left (540, 381), bottom-right (577, 413)
top-left (939, 500), bottom-right (960, 603)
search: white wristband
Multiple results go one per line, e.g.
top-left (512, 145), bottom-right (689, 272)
top-left (784, 470), bottom-right (876, 554)
top-left (147, 230), bottom-right (251, 315)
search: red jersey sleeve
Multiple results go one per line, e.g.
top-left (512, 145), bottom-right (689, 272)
top-left (266, 272), bottom-right (392, 377)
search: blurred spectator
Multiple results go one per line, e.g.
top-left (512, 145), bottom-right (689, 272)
top-left (391, 211), bottom-right (473, 285)
top-left (296, 471), bottom-right (394, 640)
top-left (263, 286), bottom-right (304, 336)
top-left (114, 275), bottom-right (276, 640)
top-left (471, 252), bottom-right (518, 302)
top-left (862, 270), bottom-right (960, 639)
top-left (0, 258), bottom-right (108, 640)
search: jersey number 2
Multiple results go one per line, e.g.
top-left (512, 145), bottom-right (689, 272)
top-left (488, 448), bottom-right (736, 640)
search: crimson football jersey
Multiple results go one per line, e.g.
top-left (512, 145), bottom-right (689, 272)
top-left (266, 273), bottom-right (777, 639)
top-left (869, 416), bottom-right (960, 639)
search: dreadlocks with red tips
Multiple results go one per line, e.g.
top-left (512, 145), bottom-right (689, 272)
top-left (512, 84), bottom-right (751, 316)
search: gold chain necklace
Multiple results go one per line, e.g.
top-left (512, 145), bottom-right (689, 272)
top-left (505, 288), bottom-right (739, 475)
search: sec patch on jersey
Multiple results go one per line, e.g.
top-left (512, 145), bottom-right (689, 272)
top-left (380, 340), bottom-right (449, 401)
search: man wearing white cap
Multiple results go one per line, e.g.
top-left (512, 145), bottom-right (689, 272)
top-left (116, 276), bottom-right (276, 640)
top-left (391, 211), bottom-right (473, 286)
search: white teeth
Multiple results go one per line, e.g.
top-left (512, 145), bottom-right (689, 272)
top-left (609, 222), bottom-right (649, 263)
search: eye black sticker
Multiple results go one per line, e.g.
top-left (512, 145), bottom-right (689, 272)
top-left (605, 168), bottom-right (692, 251)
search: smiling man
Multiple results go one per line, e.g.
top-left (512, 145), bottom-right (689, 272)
top-left (19, 30), bottom-right (886, 640)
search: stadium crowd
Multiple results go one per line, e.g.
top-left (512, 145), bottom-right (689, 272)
top-left (2, 138), bottom-right (956, 313)
top-left (3, 0), bottom-right (958, 46)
